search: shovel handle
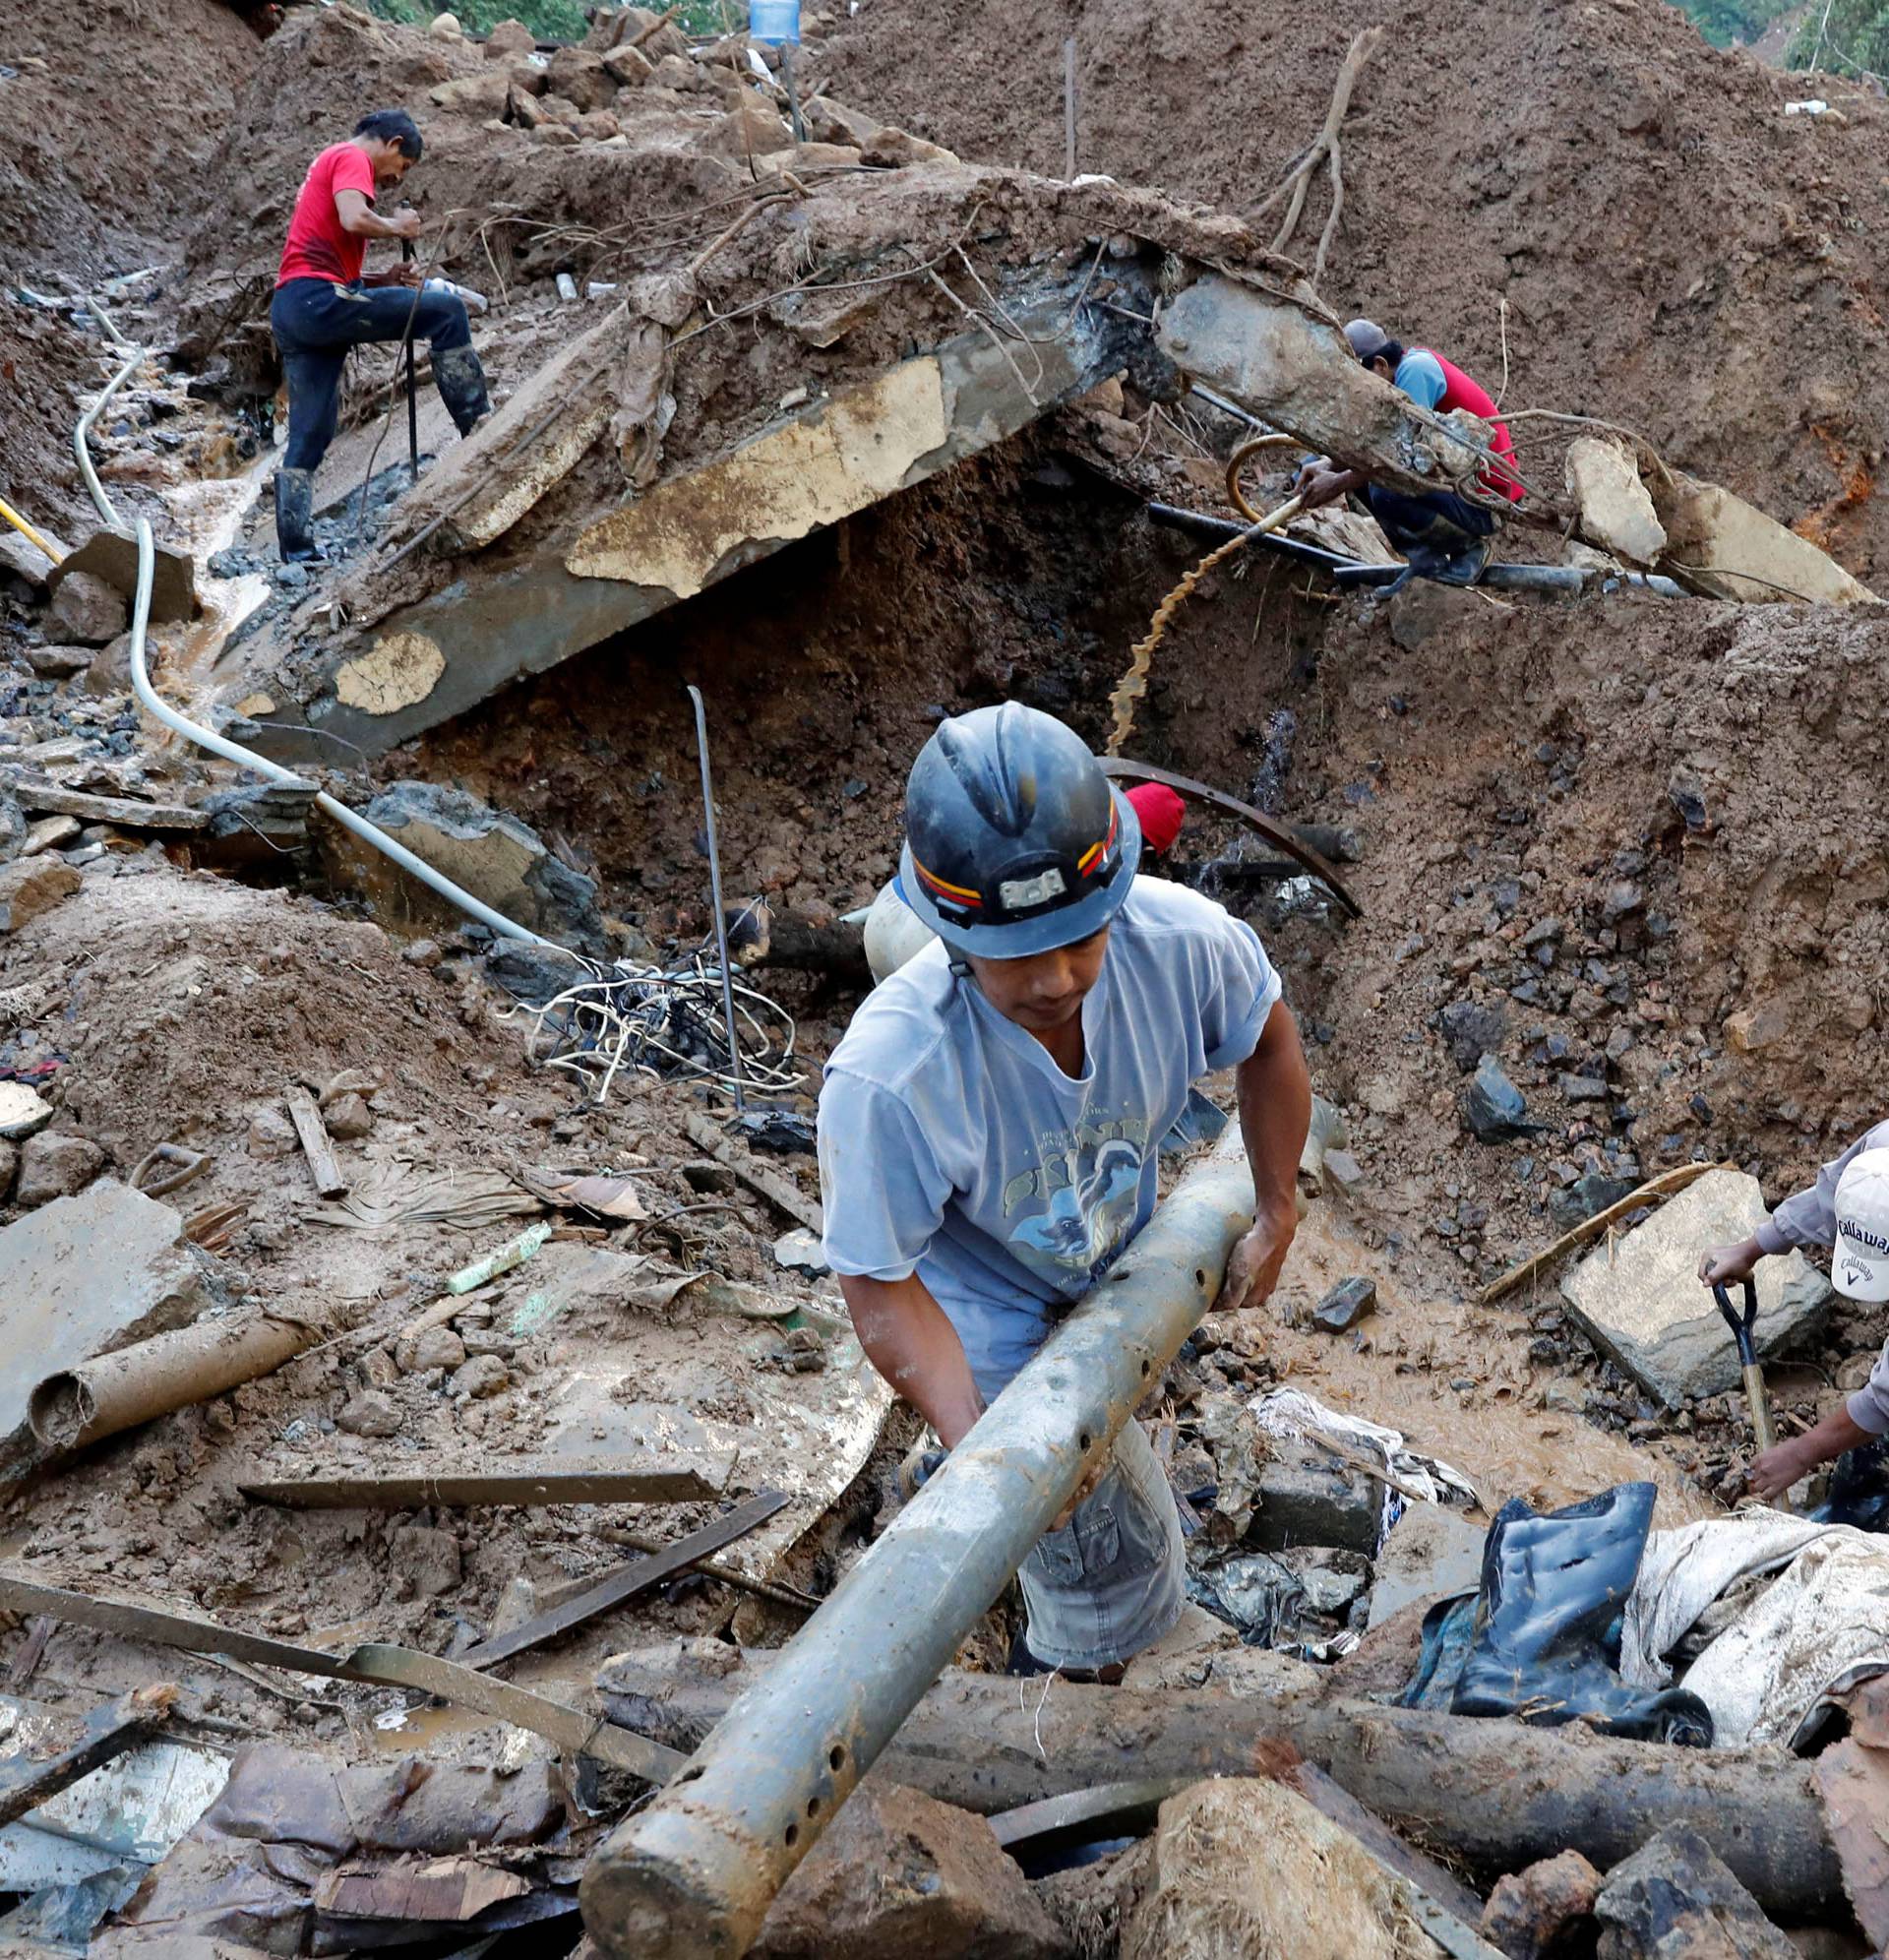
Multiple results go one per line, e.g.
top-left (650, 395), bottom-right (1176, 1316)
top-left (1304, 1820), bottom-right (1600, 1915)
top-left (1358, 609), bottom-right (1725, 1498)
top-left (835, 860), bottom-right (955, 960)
top-left (1740, 1360), bottom-right (1779, 1456)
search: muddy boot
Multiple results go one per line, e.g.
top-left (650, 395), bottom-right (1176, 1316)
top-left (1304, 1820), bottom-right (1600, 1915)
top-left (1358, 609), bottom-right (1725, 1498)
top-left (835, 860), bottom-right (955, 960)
top-left (433, 343), bottom-right (491, 438)
top-left (274, 467), bottom-right (323, 564)
top-left (1432, 534), bottom-right (1493, 586)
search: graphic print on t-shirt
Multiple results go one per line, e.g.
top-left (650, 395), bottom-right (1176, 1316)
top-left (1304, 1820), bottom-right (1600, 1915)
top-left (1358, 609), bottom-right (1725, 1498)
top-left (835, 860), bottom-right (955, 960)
top-left (1002, 1117), bottom-right (1153, 1288)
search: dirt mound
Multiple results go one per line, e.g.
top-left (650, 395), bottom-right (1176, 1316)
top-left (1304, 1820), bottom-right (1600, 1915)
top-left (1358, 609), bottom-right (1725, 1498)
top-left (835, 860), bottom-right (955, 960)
top-left (0, 0), bottom-right (259, 282)
top-left (818, 0), bottom-right (1889, 582)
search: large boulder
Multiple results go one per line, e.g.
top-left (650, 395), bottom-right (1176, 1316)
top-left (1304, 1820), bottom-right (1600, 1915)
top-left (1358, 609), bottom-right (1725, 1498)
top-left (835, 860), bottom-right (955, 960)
top-left (752, 1781), bottom-right (1067, 1960)
top-left (1561, 1168), bottom-right (1833, 1408)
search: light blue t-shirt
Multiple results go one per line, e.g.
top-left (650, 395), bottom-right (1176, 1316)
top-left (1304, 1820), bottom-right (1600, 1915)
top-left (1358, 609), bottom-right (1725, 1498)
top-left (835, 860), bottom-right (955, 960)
top-left (817, 878), bottom-right (1281, 1397)
top-left (1393, 348), bottom-right (1448, 411)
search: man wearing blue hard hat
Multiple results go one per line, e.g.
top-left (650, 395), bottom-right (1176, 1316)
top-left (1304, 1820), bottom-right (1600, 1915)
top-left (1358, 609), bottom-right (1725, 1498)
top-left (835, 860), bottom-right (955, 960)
top-left (818, 702), bottom-right (1310, 1678)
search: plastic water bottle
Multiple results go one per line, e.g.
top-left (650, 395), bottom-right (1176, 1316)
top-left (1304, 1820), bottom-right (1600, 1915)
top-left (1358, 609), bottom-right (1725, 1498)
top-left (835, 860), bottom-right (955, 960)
top-left (748, 0), bottom-right (799, 44)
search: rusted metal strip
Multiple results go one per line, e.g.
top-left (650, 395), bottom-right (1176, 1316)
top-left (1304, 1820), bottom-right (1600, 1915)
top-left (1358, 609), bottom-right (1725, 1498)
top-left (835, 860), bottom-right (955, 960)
top-left (457, 1491), bottom-right (787, 1672)
top-left (0, 1575), bottom-right (683, 1783)
top-left (1100, 757), bottom-right (1362, 918)
top-left (989, 1777), bottom-right (1188, 1852)
top-left (0, 1684), bottom-right (176, 1827)
top-left (239, 1456), bottom-right (735, 1510)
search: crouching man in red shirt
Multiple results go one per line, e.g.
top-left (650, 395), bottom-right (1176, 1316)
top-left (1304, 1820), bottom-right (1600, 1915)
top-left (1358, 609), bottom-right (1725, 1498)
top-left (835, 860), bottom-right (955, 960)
top-left (268, 108), bottom-right (490, 561)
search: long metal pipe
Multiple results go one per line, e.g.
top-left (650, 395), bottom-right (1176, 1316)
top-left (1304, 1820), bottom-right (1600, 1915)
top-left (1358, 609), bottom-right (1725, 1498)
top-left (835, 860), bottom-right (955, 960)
top-left (580, 1131), bottom-right (1256, 1958)
top-left (1144, 499), bottom-right (1687, 597)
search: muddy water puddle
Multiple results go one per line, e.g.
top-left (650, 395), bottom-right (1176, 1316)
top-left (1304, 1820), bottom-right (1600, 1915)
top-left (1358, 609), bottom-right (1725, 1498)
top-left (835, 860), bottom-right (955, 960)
top-left (1262, 1207), bottom-right (1716, 1526)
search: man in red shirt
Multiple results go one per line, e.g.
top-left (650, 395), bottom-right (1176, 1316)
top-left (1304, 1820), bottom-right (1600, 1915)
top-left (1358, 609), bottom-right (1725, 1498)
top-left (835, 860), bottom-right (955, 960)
top-left (1295, 318), bottom-right (1525, 587)
top-left (268, 109), bottom-right (490, 562)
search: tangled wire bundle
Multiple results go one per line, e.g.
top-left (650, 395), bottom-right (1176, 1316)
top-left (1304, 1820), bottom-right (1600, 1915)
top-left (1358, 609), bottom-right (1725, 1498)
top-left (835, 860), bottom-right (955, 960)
top-left (507, 953), bottom-right (805, 1104)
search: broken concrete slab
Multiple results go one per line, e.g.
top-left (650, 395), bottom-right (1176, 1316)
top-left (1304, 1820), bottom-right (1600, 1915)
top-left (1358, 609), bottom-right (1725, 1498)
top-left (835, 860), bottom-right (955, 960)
top-left (1593, 1825), bottom-right (1796, 1960)
top-left (1157, 272), bottom-right (1503, 509)
top-left (1566, 437), bottom-right (1667, 568)
top-left (752, 1781), bottom-right (1066, 1960)
top-left (1561, 1167), bottom-right (1833, 1407)
top-left (1249, 1435), bottom-right (1381, 1556)
top-left (1366, 1503), bottom-right (1486, 1630)
top-left (1652, 469), bottom-right (1879, 606)
top-left (0, 1184), bottom-right (211, 1475)
top-left (321, 781), bottom-right (605, 950)
top-left (234, 280), bottom-right (1144, 761)
top-left (49, 531), bottom-right (195, 624)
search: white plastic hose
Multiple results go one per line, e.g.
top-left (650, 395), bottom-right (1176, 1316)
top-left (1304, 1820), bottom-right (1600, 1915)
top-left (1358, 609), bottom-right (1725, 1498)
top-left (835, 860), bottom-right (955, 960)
top-left (79, 291), bottom-right (552, 947)
top-left (126, 521), bottom-right (553, 945)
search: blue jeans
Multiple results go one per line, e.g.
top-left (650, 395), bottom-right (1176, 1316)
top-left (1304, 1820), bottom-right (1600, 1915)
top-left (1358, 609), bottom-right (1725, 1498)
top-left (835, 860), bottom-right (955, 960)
top-left (270, 276), bottom-right (478, 472)
top-left (1366, 482), bottom-right (1499, 553)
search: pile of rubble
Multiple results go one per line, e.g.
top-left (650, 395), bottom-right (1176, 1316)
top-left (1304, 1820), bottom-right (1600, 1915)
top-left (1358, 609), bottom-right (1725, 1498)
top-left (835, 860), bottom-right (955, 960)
top-left (1, 0), bottom-right (1888, 1950)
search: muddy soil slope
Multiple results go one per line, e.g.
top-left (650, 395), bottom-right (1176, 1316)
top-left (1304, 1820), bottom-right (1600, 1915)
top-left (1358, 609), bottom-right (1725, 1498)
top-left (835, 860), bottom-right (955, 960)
top-left (820, 0), bottom-right (1889, 579)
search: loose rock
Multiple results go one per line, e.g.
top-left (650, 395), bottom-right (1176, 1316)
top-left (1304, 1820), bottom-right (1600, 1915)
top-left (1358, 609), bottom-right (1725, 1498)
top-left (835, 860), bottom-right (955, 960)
top-left (1482, 1849), bottom-right (1602, 1960)
top-left (1438, 999), bottom-right (1506, 1073)
top-left (1465, 1054), bottom-right (1534, 1142)
top-left (336, 1389), bottom-right (402, 1438)
top-left (1367, 1502), bottom-right (1486, 1629)
top-left (0, 856), bottom-right (82, 933)
top-left (401, 1324), bottom-right (466, 1375)
top-left (452, 1354), bottom-right (509, 1398)
top-left (389, 1523), bottom-right (462, 1597)
top-left (15, 1132), bottom-right (106, 1208)
top-left (752, 1780), bottom-right (1066, 1960)
top-left (44, 571), bottom-right (129, 645)
top-left (1593, 1825), bottom-right (1795, 1959)
top-left (1313, 1276), bottom-right (1376, 1333)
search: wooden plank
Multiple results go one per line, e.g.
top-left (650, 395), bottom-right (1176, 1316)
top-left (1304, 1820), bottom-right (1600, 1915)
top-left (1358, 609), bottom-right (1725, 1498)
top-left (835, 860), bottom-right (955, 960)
top-left (239, 1455), bottom-right (736, 1509)
top-left (681, 1114), bottom-right (822, 1233)
top-left (284, 1084), bottom-right (348, 1199)
top-left (457, 1490), bottom-right (787, 1671)
top-left (5, 776), bottom-right (209, 830)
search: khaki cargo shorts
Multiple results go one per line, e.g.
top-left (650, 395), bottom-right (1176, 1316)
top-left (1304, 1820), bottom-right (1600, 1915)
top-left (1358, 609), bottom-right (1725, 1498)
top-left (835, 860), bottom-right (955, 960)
top-left (1017, 1417), bottom-right (1186, 1672)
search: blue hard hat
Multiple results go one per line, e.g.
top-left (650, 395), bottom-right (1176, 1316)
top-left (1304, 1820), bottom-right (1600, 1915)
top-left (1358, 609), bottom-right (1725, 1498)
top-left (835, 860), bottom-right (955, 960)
top-left (898, 702), bottom-right (1141, 958)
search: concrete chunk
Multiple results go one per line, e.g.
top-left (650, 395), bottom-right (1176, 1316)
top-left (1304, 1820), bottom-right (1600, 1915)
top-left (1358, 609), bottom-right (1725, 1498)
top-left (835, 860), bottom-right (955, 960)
top-left (1366, 1503), bottom-right (1486, 1629)
top-left (1561, 1168), bottom-right (1833, 1408)
top-left (0, 1183), bottom-right (210, 1477)
top-left (1249, 1435), bottom-right (1381, 1555)
top-left (1566, 436), bottom-right (1668, 568)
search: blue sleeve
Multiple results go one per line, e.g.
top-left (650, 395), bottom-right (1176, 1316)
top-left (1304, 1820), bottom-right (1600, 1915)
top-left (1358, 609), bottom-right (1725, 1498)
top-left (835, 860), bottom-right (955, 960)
top-left (817, 1069), bottom-right (953, 1281)
top-left (1395, 350), bottom-right (1447, 412)
top-left (1198, 910), bottom-right (1284, 1073)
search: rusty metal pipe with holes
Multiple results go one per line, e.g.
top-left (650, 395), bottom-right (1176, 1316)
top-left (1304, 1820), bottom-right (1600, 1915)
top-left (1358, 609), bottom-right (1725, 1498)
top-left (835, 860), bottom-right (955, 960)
top-left (579, 1132), bottom-right (1256, 1959)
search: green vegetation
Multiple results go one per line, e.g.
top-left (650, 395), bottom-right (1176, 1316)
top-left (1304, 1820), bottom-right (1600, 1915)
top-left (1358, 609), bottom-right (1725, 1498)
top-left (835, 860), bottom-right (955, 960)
top-left (1789, 0), bottom-right (1889, 76)
top-left (1677, 0), bottom-right (1793, 47)
top-left (360, 0), bottom-right (748, 43)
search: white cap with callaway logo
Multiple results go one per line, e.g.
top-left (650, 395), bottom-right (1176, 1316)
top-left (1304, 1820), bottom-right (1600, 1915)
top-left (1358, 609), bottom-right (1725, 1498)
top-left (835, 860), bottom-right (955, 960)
top-left (1832, 1148), bottom-right (1889, 1302)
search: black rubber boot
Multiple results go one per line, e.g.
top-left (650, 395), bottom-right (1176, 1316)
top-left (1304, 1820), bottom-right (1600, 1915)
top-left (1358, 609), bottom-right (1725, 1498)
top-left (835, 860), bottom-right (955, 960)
top-left (1432, 534), bottom-right (1493, 586)
top-left (433, 343), bottom-right (491, 438)
top-left (274, 466), bottom-right (323, 564)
